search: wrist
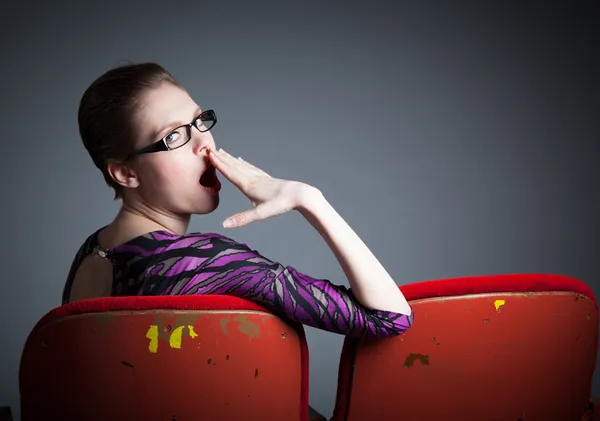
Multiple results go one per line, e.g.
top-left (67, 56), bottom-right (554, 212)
top-left (296, 184), bottom-right (325, 215)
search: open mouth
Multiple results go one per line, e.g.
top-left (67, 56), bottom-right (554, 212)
top-left (199, 164), bottom-right (221, 193)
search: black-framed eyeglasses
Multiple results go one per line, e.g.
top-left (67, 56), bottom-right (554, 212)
top-left (126, 109), bottom-right (217, 159)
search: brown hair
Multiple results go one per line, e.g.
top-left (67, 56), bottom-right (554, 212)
top-left (78, 62), bottom-right (182, 199)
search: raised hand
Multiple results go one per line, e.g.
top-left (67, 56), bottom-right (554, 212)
top-left (207, 148), bottom-right (315, 228)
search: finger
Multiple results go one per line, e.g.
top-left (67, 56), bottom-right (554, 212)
top-left (220, 150), bottom-right (260, 174)
top-left (239, 158), bottom-right (268, 176)
top-left (208, 148), bottom-right (230, 165)
top-left (217, 148), bottom-right (239, 164)
top-left (209, 148), bottom-right (234, 169)
top-left (223, 201), bottom-right (271, 228)
top-left (237, 156), bottom-right (271, 177)
top-left (208, 149), bottom-right (247, 189)
top-left (223, 201), bottom-right (284, 228)
top-left (223, 209), bottom-right (258, 228)
top-left (214, 149), bottom-right (256, 176)
top-left (207, 150), bottom-right (235, 180)
top-left (215, 149), bottom-right (270, 181)
top-left (207, 148), bottom-right (228, 168)
top-left (218, 149), bottom-right (252, 168)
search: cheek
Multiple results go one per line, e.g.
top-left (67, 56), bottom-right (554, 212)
top-left (142, 157), bottom-right (197, 190)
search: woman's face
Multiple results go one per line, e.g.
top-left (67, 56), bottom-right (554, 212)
top-left (126, 82), bottom-right (220, 216)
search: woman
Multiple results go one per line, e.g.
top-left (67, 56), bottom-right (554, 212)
top-left (63, 62), bottom-right (413, 339)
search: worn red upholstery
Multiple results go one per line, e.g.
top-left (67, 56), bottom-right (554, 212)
top-left (20, 295), bottom-right (310, 421)
top-left (332, 274), bottom-right (598, 421)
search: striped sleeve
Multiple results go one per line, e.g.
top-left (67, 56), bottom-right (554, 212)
top-left (156, 235), bottom-right (413, 339)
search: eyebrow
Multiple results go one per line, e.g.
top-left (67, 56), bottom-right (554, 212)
top-left (154, 106), bottom-right (203, 140)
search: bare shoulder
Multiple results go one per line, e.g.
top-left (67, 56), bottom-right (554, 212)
top-left (68, 254), bottom-right (113, 302)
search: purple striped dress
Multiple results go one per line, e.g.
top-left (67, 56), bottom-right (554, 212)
top-left (63, 228), bottom-right (414, 339)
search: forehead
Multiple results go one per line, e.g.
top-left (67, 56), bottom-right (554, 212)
top-left (136, 83), bottom-right (199, 136)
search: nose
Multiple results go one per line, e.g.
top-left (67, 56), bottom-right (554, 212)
top-left (191, 130), bottom-right (214, 156)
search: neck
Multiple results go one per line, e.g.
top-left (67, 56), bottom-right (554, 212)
top-left (117, 201), bottom-right (190, 236)
top-left (97, 199), bottom-right (191, 250)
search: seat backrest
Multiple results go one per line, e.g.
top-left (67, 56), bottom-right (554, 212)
top-left (20, 295), bottom-right (309, 421)
top-left (332, 274), bottom-right (598, 421)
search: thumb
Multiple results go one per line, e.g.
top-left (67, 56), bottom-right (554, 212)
top-left (223, 202), bottom-right (280, 228)
top-left (223, 209), bottom-right (259, 228)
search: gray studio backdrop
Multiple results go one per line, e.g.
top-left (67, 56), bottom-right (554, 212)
top-left (1, 1), bottom-right (598, 419)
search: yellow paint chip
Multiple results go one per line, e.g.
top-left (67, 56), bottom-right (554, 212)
top-left (146, 325), bottom-right (159, 353)
top-left (170, 325), bottom-right (185, 349)
top-left (188, 325), bottom-right (198, 338)
top-left (494, 300), bottom-right (506, 311)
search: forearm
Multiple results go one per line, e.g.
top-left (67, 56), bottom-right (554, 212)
top-left (296, 186), bottom-right (412, 315)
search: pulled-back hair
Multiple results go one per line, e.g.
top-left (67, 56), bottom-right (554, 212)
top-left (78, 62), bottom-right (182, 199)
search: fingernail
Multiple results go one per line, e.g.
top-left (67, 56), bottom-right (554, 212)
top-left (223, 219), bottom-right (233, 228)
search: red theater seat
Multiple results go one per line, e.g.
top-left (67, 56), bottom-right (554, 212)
top-left (332, 274), bottom-right (598, 421)
top-left (19, 295), bottom-right (321, 421)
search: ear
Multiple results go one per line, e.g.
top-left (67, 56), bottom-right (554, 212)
top-left (106, 160), bottom-right (140, 190)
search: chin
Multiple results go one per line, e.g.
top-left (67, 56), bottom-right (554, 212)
top-left (192, 196), bottom-right (220, 215)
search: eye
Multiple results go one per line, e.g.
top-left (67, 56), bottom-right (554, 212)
top-left (164, 130), bottom-right (181, 144)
